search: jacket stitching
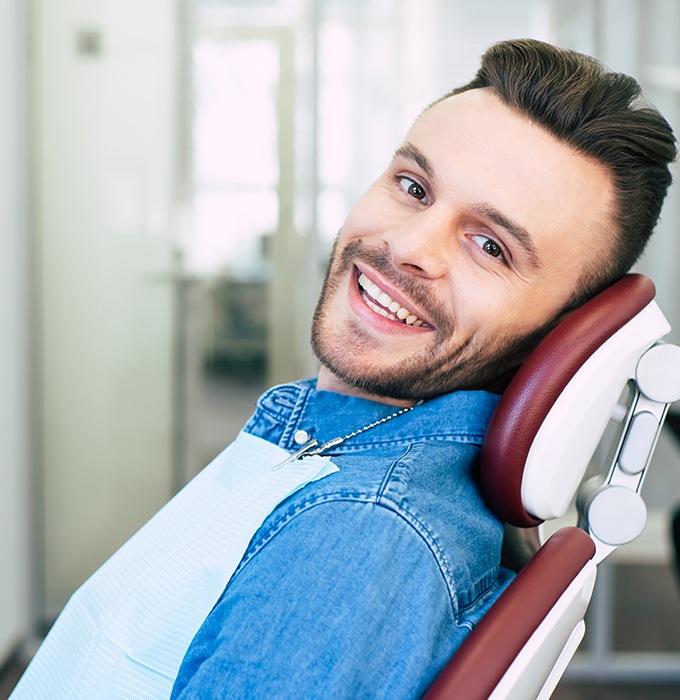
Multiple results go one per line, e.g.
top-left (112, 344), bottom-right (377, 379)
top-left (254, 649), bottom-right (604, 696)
top-left (228, 493), bottom-right (488, 621)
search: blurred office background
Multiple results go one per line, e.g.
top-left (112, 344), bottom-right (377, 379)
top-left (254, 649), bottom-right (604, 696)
top-left (2, 0), bottom-right (680, 697)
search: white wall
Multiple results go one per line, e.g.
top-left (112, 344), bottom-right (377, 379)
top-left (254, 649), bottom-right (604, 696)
top-left (33, 0), bottom-right (181, 614)
top-left (0, 0), bottom-right (32, 660)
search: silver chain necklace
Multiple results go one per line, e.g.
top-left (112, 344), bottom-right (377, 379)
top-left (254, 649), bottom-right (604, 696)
top-left (272, 403), bottom-right (417, 471)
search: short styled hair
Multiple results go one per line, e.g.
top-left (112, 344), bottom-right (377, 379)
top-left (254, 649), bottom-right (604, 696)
top-left (437, 38), bottom-right (677, 306)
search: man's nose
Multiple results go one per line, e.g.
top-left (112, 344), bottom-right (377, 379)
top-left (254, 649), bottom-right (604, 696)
top-left (384, 207), bottom-right (453, 279)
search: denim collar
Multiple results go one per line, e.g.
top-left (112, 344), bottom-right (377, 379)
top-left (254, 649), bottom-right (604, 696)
top-left (257, 379), bottom-right (500, 454)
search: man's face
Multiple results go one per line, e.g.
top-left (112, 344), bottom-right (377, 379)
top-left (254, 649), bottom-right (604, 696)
top-left (312, 88), bottom-right (615, 403)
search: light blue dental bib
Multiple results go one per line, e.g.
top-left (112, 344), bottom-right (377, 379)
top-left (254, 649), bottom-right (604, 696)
top-left (11, 432), bottom-right (338, 699)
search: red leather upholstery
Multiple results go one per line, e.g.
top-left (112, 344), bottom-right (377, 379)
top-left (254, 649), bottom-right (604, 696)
top-left (423, 527), bottom-right (596, 700)
top-left (479, 274), bottom-right (655, 527)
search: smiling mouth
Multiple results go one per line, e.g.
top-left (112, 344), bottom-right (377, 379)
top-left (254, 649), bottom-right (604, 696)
top-left (357, 271), bottom-right (432, 328)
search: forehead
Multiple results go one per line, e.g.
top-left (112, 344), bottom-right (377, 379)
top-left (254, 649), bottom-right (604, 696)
top-left (404, 89), bottom-right (616, 276)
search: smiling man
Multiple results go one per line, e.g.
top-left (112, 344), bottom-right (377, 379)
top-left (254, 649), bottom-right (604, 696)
top-left (11, 38), bottom-right (676, 700)
top-left (312, 87), bottom-right (616, 401)
top-left (168, 40), bottom-right (675, 699)
top-left (167, 41), bottom-right (676, 699)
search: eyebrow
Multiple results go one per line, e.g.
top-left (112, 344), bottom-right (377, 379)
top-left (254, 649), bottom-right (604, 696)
top-left (393, 141), bottom-right (542, 270)
top-left (393, 142), bottom-right (436, 182)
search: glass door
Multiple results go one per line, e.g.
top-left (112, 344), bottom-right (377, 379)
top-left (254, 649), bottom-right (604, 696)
top-left (177, 24), bottom-right (308, 480)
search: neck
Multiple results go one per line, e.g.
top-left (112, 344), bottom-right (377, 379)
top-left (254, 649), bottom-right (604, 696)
top-left (316, 366), bottom-right (416, 408)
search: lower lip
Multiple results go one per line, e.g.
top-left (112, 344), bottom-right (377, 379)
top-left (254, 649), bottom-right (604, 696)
top-left (348, 268), bottom-right (433, 335)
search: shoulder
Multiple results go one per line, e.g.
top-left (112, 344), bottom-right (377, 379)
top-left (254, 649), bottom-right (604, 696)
top-left (233, 491), bottom-right (441, 590)
top-left (235, 441), bottom-right (503, 620)
top-left (176, 496), bottom-right (509, 699)
top-left (174, 498), bottom-right (464, 699)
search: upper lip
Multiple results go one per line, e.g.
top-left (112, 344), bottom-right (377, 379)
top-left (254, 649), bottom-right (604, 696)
top-left (354, 263), bottom-right (434, 328)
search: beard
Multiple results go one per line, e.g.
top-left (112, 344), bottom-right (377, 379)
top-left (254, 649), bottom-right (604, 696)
top-left (310, 237), bottom-right (561, 402)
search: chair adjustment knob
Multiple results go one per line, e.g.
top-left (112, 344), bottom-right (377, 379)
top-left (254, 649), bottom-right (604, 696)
top-left (586, 485), bottom-right (647, 546)
top-left (636, 343), bottom-right (680, 403)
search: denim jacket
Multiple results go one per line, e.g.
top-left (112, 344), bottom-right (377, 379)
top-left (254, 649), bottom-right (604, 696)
top-left (171, 380), bottom-right (512, 699)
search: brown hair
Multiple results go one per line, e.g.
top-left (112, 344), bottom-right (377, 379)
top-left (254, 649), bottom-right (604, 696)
top-left (437, 39), bottom-right (677, 305)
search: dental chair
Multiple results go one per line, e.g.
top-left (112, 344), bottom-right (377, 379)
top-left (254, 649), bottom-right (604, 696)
top-left (424, 273), bottom-right (680, 700)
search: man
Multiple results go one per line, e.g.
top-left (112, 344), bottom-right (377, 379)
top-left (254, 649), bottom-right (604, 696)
top-left (12, 39), bottom-right (676, 700)
top-left (169, 39), bottom-right (675, 698)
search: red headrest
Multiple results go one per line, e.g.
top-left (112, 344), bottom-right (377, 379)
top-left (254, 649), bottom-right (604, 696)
top-left (479, 274), bottom-right (656, 527)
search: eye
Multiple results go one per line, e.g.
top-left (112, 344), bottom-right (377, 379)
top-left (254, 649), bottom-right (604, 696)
top-left (470, 234), bottom-right (508, 264)
top-left (481, 239), bottom-right (502, 258)
top-left (397, 176), bottom-right (428, 203)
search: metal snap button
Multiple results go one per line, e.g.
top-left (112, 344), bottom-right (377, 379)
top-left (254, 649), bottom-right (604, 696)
top-left (294, 429), bottom-right (310, 445)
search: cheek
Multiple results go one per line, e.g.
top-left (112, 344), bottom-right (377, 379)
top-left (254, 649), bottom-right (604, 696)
top-left (450, 281), bottom-right (531, 342)
top-left (450, 278), bottom-right (499, 320)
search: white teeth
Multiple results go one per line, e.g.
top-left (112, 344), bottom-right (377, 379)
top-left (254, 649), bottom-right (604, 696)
top-left (365, 296), bottom-right (397, 320)
top-left (357, 272), bottom-right (427, 327)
